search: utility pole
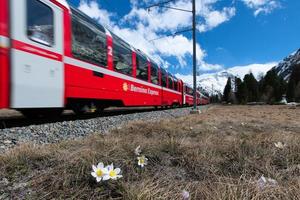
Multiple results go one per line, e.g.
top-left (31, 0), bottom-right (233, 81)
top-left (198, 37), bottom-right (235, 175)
top-left (146, 0), bottom-right (199, 112)
top-left (192, 0), bottom-right (197, 110)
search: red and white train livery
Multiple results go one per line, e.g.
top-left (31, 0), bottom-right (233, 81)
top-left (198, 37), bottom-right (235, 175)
top-left (0, 0), bottom-right (208, 116)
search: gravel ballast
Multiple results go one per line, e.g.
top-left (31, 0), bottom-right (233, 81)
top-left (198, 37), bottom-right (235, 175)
top-left (0, 106), bottom-right (208, 152)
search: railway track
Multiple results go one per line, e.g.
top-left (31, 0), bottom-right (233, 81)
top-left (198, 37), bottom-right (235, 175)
top-left (0, 107), bottom-right (160, 129)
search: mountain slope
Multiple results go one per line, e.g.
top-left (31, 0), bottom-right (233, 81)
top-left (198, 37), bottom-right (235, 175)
top-left (274, 48), bottom-right (300, 80)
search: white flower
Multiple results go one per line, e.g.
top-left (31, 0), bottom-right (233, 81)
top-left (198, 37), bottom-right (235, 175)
top-left (103, 163), bottom-right (123, 180)
top-left (134, 145), bottom-right (142, 156)
top-left (137, 155), bottom-right (148, 168)
top-left (274, 142), bottom-right (286, 149)
top-left (257, 175), bottom-right (278, 190)
top-left (182, 190), bottom-right (190, 200)
top-left (91, 162), bottom-right (108, 182)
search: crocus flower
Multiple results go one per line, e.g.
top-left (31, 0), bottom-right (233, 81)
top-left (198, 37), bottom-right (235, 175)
top-left (103, 163), bottom-right (123, 180)
top-left (274, 142), bottom-right (286, 149)
top-left (137, 155), bottom-right (148, 168)
top-left (182, 190), bottom-right (190, 200)
top-left (91, 162), bottom-right (108, 182)
top-left (257, 175), bottom-right (278, 190)
top-left (135, 145), bottom-right (142, 156)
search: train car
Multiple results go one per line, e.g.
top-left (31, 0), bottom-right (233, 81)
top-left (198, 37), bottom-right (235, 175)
top-left (201, 95), bottom-right (210, 105)
top-left (183, 84), bottom-right (194, 106)
top-left (197, 92), bottom-right (210, 105)
top-left (0, 0), bottom-right (190, 117)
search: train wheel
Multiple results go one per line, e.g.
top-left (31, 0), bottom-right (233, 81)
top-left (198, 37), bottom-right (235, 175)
top-left (95, 105), bottom-right (104, 115)
top-left (72, 107), bottom-right (86, 115)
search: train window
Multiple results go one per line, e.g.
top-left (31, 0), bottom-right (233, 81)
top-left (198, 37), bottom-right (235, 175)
top-left (71, 9), bottom-right (107, 67)
top-left (113, 35), bottom-right (132, 76)
top-left (189, 88), bottom-right (194, 95)
top-left (186, 87), bottom-right (193, 95)
top-left (168, 75), bottom-right (174, 89)
top-left (174, 80), bottom-right (178, 91)
top-left (27, 0), bottom-right (54, 46)
top-left (151, 63), bottom-right (159, 85)
top-left (136, 54), bottom-right (148, 81)
top-left (161, 69), bottom-right (167, 88)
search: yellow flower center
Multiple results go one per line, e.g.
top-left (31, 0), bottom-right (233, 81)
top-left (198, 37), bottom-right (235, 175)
top-left (96, 169), bottom-right (103, 177)
top-left (139, 158), bottom-right (145, 164)
top-left (109, 170), bottom-right (117, 177)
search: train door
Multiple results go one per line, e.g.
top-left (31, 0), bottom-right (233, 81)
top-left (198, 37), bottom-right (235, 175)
top-left (183, 84), bottom-right (186, 105)
top-left (10, 0), bottom-right (64, 108)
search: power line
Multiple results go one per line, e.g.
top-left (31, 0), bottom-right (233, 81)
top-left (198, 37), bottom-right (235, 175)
top-left (148, 28), bottom-right (192, 42)
top-left (145, 0), bottom-right (178, 10)
top-left (158, 6), bottom-right (192, 12)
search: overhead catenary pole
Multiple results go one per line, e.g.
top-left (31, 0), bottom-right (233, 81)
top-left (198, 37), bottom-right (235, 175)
top-left (145, 0), bottom-right (199, 112)
top-left (192, 0), bottom-right (197, 110)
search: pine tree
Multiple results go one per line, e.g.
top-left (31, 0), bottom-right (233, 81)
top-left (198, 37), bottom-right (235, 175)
top-left (235, 77), bottom-right (247, 104)
top-left (243, 73), bottom-right (259, 102)
top-left (286, 79), bottom-right (295, 102)
top-left (290, 64), bottom-right (300, 85)
top-left (239, 82), bottom-right (248, 104)
top-left (274, 77), bottom-right (287, 102)
top-left (223, 77), bottom-right (232, 103)
top-left (295, 82), bottom-right (300, 102)
top-left (287, 64), bottom-right (300, 102)
top-left (260, 69), bottom-right (287, 103)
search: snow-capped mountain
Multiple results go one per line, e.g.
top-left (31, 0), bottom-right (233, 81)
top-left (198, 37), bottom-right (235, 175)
top-left (274, 48), bottom-right (300, 80)
top-left (176, 62), bottom-right (276, 94)
top-left (176, 48), bottom-right (300, 95)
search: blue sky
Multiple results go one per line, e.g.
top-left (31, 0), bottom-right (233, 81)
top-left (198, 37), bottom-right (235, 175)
top-left (67, 0), bottom-right (300, 76)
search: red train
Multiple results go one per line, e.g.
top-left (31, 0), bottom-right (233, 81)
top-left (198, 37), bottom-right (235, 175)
top-left (0, 0), bottom-right (209, 117)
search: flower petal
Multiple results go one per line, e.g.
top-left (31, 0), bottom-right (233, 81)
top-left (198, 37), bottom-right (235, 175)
top-left (97, 162), bottom-right (104, 169)
top-left (96, 177), bottom-right (102, 182)
top-left (92, 165), bottom-right (97, 172)
top-left (102, 167), bottom-right (109, 174)
top-left (107, 163), bottom-right (113, 171)
top-left (102, 175), bottom-right (110, 181)
top-left (114, 168), bottom-right (121, 174)
top-left (91, 172), bottom-right (97, 178)
top-left (117, 175), bottom-right (123, 178)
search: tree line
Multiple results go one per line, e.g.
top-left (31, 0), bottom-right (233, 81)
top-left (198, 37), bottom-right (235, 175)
top-left (222, 64), bottom-right (300, 104)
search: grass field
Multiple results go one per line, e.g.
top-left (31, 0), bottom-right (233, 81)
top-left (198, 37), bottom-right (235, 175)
top-left (1, 105), bottom-right (300, 199)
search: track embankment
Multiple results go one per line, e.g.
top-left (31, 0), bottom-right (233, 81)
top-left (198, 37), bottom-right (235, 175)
top-left (0, 106), bottom-right (209, 152)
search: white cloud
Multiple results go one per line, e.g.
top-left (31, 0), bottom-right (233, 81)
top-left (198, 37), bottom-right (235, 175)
top-left (198, 7), bottom-right (236, 32)
top-left (242, 0), bottom-right (281, 16)
top-left (78, 0), bottom-right (114, 27)
top-left (77, 0), bottom-right (236, 72)
top-left (195, 0), bottom-right (236, 32)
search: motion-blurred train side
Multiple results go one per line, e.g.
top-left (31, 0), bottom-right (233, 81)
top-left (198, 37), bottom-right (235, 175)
top-left (0, 0), bottom-right (209, 117)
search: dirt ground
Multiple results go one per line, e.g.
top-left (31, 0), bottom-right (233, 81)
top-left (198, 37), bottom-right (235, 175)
top-left (1, 105), bottom-right (300, 199)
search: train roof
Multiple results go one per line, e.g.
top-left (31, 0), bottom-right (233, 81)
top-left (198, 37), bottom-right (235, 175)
top-left (56, 0), bottom-right (70, 10)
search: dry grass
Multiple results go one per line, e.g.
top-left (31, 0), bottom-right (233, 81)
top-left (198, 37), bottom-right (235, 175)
top-left (1, 105), bottom-right (300, 199)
